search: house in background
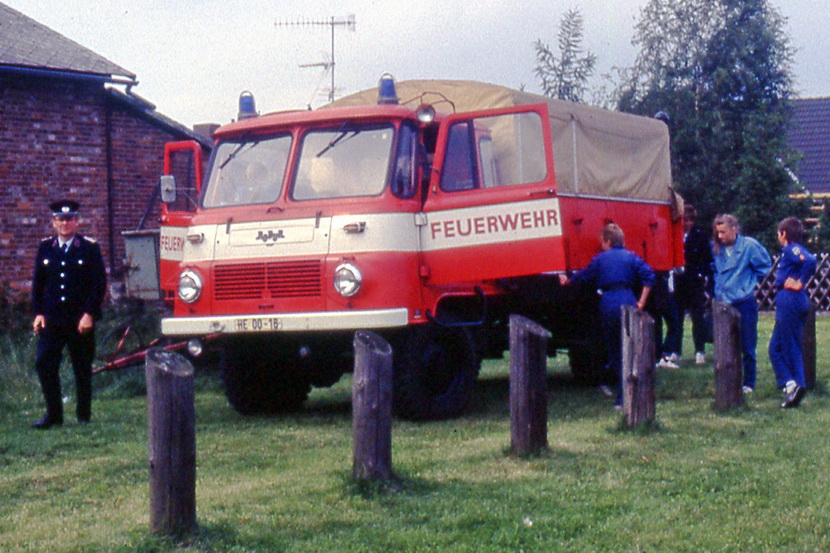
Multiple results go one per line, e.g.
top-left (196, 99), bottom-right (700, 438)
top-left (787, 97), bottom-right (830, 226)
top-left (0, 2), bottom-right (211, 298)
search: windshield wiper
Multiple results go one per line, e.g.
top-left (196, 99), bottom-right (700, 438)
top-left (219, 139), bottom-right (260, 169)
top-left (316, 129), bottom-right (361, 158)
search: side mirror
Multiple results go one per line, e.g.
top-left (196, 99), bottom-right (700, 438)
top-left (160, 175), bottom-right (177, 203)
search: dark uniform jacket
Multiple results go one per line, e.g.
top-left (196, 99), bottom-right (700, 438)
top-left (676, 225), bottom-right (713, 297)
top-left (32, 234), bottom-right (107, 326)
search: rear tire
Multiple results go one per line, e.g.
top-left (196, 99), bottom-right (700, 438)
top-left (393, 323), bottom-right (480, 421)
top-left (220, 338), bottom-right (311, 415)
top-left (568, 341), bottom-right (606, 386)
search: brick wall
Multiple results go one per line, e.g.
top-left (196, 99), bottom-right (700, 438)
top-left (0, 74), bottom-right (200, 302)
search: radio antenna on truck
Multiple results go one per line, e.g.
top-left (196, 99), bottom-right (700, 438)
top-left (276, 15), bottom-right (356, 104)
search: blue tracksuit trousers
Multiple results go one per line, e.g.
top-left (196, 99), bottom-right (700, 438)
top-left (601, 290), bottom-right (635, 404)
top-left (769, 289), bottom-right (809, 389)
top-left (731, 297), bottom-right (759, 389)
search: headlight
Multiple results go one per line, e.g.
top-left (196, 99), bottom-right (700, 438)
top-left (416, 104), bottom-right (436, 123)
top-left (187, 338), bottom-right (204, 357)
top-left (333, 262), bottom-right (362, 297)
top-left (178, 268), bottom-right (203, 303)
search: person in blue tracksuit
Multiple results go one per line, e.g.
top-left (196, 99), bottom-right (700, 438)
top-left (560, 223), bottom-right (654, 407)
top-left (711, 214), bottom-right (772, 394)
top-left (769, 217), bottom-right (817, 408)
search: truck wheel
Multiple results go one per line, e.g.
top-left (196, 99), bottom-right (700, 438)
top-left (393, 323), bottom-right (481, 421)
top-left (568, 342), bottom-right (606, 386)
top-left (220, 339), bottom-right (311, 415)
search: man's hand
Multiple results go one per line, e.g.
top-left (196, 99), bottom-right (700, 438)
top-left (78, 313), bottom-right (94, 334)
top-left (783, 277), bottom-right (803, 291)
top-left (33, 315), bottom-right (46, 334)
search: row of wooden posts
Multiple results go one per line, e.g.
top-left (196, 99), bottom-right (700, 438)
top-left (144, 300), bottom-right (818, 535)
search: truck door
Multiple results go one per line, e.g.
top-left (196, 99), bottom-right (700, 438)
top-left (421, 104), bottom-right (566, 284)
top-left (159, 140), bottom-right (204, 300)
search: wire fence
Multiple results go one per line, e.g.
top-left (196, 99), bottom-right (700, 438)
top-left (757, 252), bottom-right (830, 311)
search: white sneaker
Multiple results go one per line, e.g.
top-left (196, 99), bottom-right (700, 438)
top-left (695, 352), bottom-right (706, 365)
top-left (667, 353), bottom-right (680, 363)
top-left (742, 386), bottom-right (754, 395)
top-left (656, 356), bottom-right (680, 369)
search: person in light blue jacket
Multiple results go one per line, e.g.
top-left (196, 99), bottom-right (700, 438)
top-left (712, 214), bottom-right (772, 393)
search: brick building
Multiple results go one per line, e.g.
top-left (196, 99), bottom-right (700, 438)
top-left (0, 3), bottom-right (211, 300)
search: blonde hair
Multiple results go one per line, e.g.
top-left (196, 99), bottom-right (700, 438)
top-left (712, 213), bottom-right (739, 254)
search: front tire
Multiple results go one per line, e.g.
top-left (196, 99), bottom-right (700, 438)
top-left (220, 338), bottom-right (311, 415)
top-left (393, 323), bottom-right (480, 421)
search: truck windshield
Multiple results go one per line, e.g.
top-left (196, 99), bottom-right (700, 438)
top-left (292, 123), bottom-right (395, 200)
top-left (202, 134), bottom-right (291, 208)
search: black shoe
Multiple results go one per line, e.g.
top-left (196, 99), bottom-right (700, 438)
top-left (33, 415), bottom-right (63, 429)
top-left (781, 386), bottom-right (806, 409)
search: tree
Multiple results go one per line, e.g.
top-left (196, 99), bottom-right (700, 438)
top-left (619, 0), bottom-right (803, 249)
top-left (534, 8), bottom-right (597, 103)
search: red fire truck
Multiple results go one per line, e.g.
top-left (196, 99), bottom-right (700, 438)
top-left (156, 77), bottom-right (683, 420)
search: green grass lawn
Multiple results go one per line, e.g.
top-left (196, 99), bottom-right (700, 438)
top-left (1, 314), bottom-right (828, 552)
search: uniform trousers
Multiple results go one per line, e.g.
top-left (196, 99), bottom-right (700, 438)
top-left (730, 297), bottom-right (759, 389)
top-left (769, 289), bottom-right (809, 389)
top-left (35, 323), bottom-right (95, 422)
top-left (600, 289), bottom-right (636, 405)
top-left (675, 281), bottom-right (709, 354)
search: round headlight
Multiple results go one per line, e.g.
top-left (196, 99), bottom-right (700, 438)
top-left (416, 104), bottom-right (436, 123)
top-left (333, 262), bottom-right (362, 297)
top-left (178, 268), bottom-right (203, 303)
top-left (187, 338), bottom-right (204, 357)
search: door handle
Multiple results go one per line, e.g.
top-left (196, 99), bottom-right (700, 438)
top-left (342, 222), bottom-right (366, 234)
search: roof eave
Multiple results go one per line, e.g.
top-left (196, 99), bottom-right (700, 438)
top-left (0, 63), bottom-right (136, 85)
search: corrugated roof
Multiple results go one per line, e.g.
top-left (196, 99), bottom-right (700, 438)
top-left (788, 97), bottom-right (830, 195)
top-left (0, 2), bottom-right (135, 80)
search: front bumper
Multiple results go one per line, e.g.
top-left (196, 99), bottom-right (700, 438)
top-left (161, 308), bottom-right (409, 336)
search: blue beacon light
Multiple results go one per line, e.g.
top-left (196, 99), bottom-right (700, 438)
top-left (238, 91), bottom-right (257, 120)
top-left (377, 74), bottom-right (398, 105)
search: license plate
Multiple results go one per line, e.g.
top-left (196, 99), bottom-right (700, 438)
top-left (232, 317), bottom-right (283, 332)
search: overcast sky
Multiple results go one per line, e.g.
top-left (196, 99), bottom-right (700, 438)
top-left (5, 0), bottom-right (828, 128)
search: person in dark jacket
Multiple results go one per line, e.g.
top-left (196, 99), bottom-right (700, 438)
top-left (560, 223), bottom-right (654, 408)
top-left (674, 205), bottom-right (714, 365)
top-left (769, 217), bottom-right (817, 408)
top-left (31, 200), bottom-right (107, 429)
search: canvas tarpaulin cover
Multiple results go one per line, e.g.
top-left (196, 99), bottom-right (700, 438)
top-left (326, 80), bottom-right (675, 205)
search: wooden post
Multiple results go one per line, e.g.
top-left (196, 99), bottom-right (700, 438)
top-left (802, 303), bottom-right (817, 390)
top-left (352, 330), bottom-right (393, 481)
top-left (146, 348), bottom-right (196, 536)
top-left (712, 300), bottom-right (743, 410)
top-left (509, 314), bottom-right (550, 455)
top-left (621, 306), bottom-right (656, 427)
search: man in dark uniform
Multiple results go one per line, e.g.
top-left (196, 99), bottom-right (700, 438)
top-left (31, 200), bottom-right (107, 429)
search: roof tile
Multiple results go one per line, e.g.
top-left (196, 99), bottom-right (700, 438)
top-left (788, 97), bottom-right (830, 195)
top-left (0, 2), bottom-right (135, 79)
